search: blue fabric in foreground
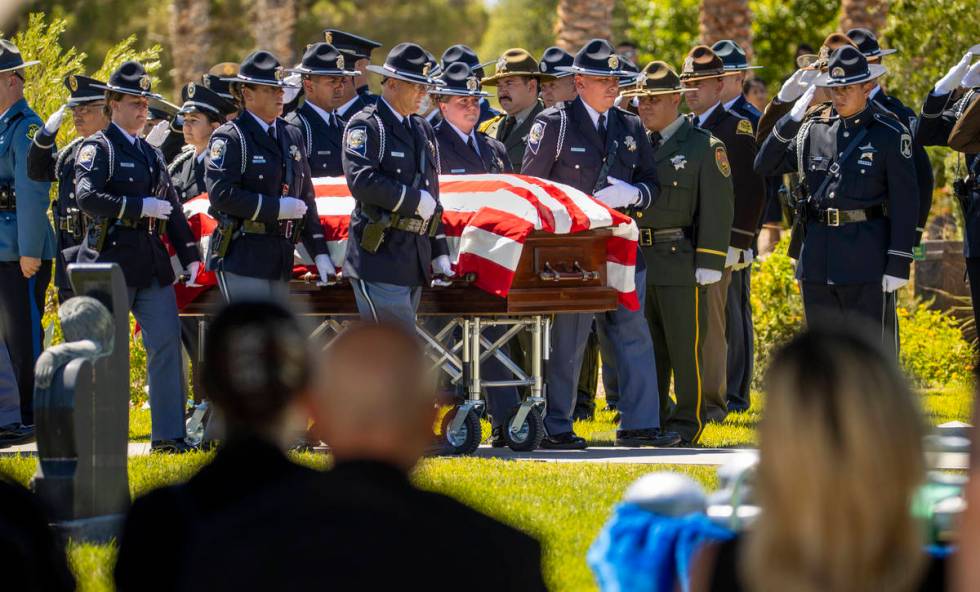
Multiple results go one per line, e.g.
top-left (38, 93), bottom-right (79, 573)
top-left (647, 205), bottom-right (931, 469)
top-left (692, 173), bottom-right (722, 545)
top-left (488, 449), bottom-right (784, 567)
top-left (587, 503), bottom-right (735, 592)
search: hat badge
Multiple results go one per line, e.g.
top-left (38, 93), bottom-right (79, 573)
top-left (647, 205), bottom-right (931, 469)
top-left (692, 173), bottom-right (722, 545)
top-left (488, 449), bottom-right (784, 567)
top-left (497, 57), bottom-right (507, 72)
top-left (466, 76), bottom-right (478, 91)
top-left (139, 75), bottom-right (151, 90)
top-left (608, 55), bottom-right (619, 69)
top-left (831, 66), bottom-right (845, 79)
top-left (337, 54), bottom-right (345, 69)
top-left (187, 82), bottom-right (195, 97)
top-left (274, 67), bottom-right (284, 81)
top-left (422, 63), bottom-right (431, 77)
top-left (683, 56), bottom-right (694, 72)
top-left (222, 63), bottom-right (237, 76)
top-left (539, 62), bottom-right (547, 73)
top-left (324, 31), bottom-right (333, 44)
top-left (68, 75), bottom-right (78, 92)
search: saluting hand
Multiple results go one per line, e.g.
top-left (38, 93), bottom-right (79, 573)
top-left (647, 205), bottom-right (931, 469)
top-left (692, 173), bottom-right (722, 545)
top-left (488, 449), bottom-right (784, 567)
top-left (934, 52), bottom-right (975, 94)
top-left (43, 105), bottom-right (66, 136)
top-left (789, 85), bottom-right (818, 122)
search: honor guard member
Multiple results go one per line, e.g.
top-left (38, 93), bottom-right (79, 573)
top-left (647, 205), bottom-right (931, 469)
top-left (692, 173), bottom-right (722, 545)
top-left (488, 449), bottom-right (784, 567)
top-left (848, 28), bottom-right (935, 249)
top-left (538, 47), bottom-right (577, 109)
top-left (679, 45), bottom-right (765, 423)
top-left (918, 49), bottom-right (980, 333)
top-left (480, 49), bottom-right (555, 168)
top-left (323, 29), bottom-right (382, 105)
top-left (0, 40), bottom-right (52, 444)
top-left (623, 62), bottom-right (734, 444)
top-left (205, 50), bottom-right (334, 302)
top-left (342, 42), bottom-right (451, 327)
top-left (440, 45), bottom-right (500, 124)
top-left (203, 62), bottom-right (241, 120)
top-left (169, 83), bottom-right (231, 202)
top-left (755, 47), bottom-right (918, 337)
top-left (430, 62), bottom-right (522, 445)
top-left (75, 61), bottom-right (202, 452)
top-left (28, 74), bottom-right (109, 303)
top-left (712, 39), bottom-right (766, 413)
top-left (522, 39), bottom-right (678, 450)
top-left (284, 43), bottom-right (360, 177)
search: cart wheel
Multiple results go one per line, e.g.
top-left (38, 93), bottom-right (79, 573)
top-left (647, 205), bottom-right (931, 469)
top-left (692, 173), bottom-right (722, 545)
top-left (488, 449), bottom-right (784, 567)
top-left (504, 406), bottom-right (545, 452)
top-left (441, 406), bottom-right (481, 455)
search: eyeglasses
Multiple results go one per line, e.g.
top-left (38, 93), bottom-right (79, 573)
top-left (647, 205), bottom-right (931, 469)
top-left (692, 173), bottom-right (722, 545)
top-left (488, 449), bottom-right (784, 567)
top-left (70, 103), bottom-right (105, 115)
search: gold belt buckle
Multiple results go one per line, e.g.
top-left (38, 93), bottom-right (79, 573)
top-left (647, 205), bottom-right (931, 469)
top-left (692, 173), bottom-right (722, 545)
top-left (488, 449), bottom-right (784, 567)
top-left (826, 208), bottom-right (840, 227)
top-left (638, 228), bottom-right (653, 247)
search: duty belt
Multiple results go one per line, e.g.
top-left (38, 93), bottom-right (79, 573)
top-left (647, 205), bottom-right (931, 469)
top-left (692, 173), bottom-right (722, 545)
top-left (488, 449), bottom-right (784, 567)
top-left (241, 219), bottom-right (298, 238)
top-left (809, 203), bottom-right (887, 227)
top-left (392, 216), bottom-right (434, 235)
top-left (638, 226), bottom-right (692, 247)
top-left (57, 207), bottom-right (86, 238)
top-left (0, 186), bottom-right (15, 211)
top-left (114, 217), bottom-right (166, 235)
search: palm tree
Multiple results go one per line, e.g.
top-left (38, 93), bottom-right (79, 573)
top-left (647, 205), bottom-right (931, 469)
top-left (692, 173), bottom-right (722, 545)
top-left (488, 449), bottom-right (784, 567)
top-left (839, 0), bottom-right (889, 34)
top-left (251, 0), bottom-right (296, 65)
top-left (169, 0), bottom-right (211, 87)
top-left (555, 0), bottom-right (613, 52)
top-left (699, 0), bottom-right (753, 59)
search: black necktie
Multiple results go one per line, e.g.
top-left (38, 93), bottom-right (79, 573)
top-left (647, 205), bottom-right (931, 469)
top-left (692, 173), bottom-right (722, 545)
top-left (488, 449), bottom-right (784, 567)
top-left (499, 116), bottom-right (516, 141)
top-left (649, 131), bottom-right (663, 153)
top-left (267, 123), bottom-right (278, 143)
top-left (690, 114), bottom-right (701, 128)
top-left (467, 135), bottom-right (480, 158)
top-left (597, 113), bottom-right (607, 143)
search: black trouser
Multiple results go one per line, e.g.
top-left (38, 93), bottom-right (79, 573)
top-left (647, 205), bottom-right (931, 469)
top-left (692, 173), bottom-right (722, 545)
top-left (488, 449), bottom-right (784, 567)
top-left (725, 267), bottom-right (754, 411)
top-left (0, 260), bottom-right (52, 426)
top-left (967, 257), bottom-right (980, 344)
top-left (801, 280), bottom-right (898, 353)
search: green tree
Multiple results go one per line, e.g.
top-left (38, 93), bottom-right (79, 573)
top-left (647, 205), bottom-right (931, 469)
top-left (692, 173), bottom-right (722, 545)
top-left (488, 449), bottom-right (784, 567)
top-left (749, 0), bottom-right (839, 91)
top-left (478, 0), bottom-right (558, 65)
top-left (615, 0), bottom-right (699, 72)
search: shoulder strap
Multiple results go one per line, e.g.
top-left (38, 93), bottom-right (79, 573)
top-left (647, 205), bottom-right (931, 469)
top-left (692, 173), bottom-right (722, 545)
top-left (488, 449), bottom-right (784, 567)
top-left (370, 113), bottom-right (386, 161)
top-left (555, 111), bottom-right (567, 162)
top-left (810, 126), bottom-right (869, 202)
top-left (295, 112), bottom-right (313, 155)
top-left (226, 122), bottom-right (248, 175)
top-left (56, 137), bottom-right (84, 172)
top-left (167, 148), bottom-right (195, 174)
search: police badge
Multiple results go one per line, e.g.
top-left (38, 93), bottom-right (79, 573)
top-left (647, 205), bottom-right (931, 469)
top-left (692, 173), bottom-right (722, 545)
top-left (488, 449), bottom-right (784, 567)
top-left (289, 145), bottom-right (301, 161)
top-left (324, 31), bottom-right (333, 44)
top-left (900, 133), bottom-right (912, 159)
top-left (337, 55), bottom-right (345, 70)
top-left (422, 63), bottom-right (431, 77)
top-left (275, 68), bottom-right (284, 81)
top-left (608, 55), bottom-right (619, 70)
top-left (670, 154), bottom-right (687, 170)
top-left (466, 77), bottom-right (478, 92)
top-left (624, 135), bottom-right (637, 152)
top-left (187, 82), bottom-right (196, 97)
top-left (139, 75), bottom-right (150, 90)
top-left (497, 57), bottom-right (507, 73)
top-left (831, 66), bottom-right (845, 80)
top-left (68, 75), bottom-right (78, 92)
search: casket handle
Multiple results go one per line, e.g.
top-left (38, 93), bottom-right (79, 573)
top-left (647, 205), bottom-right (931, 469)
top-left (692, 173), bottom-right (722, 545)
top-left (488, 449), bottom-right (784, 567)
top-left (539, 261), bottom-right (600, 282)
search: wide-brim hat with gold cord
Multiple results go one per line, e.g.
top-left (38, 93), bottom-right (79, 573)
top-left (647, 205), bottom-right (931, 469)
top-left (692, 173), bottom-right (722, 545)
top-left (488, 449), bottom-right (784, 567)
top-left (556, 39), bottom-right (634, 78)
top-left (621, 61), bottom-right (694, 97)
top-left (813, 46), bottom-right (887, 88)
top-left (678, 45), bottom-right (741, 81)
top-left (481, 48), bottom-right (556, 86)
top-left (797, 32), bottom-right (858, 70)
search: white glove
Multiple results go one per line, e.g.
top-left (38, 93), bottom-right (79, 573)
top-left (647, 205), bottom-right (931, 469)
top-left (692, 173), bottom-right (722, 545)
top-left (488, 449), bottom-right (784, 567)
top-left (962, 61), bottom-right (980, 89)
top-left (277, 197), bottom-right (308, 220)
top-left (732, 248), bottom-right (755, 270)
top-left (934, 52), bottom-right (975, 94)
top-left (695, 268), bottom-right (723, 285)
top-left (185, 261), bottom-right (202, 287)
top-left (283, 73), bottom-right (302, 104)
top-left (725, 246), bottom-right (742, 268)
top-left (777, 69), bottom-right (818, 102)
top-left (593, 176), bottom-right (640, 210)
top-left (789, 85), bottom-right (818, 122)
top-left (416, 190), bottom-right (437, 220)
top-left (43, 105), bottom-right (66, 135)
top-left (141, 197), bottom-right (173, 220)
top-left (144, 120), bottom-right (171, 147)
top-left (432, 254), bottom-right (454, 277)
top-left (882, 274), bottom-right (909, 293)
top-left (314, 254), bottom-right (335, 286)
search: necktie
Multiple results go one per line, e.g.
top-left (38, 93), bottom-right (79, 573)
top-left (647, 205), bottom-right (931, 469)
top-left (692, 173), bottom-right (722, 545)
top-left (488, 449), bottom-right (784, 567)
top-left (467, 135), bottom-right (480, 158)
top-left (267, 123), bottom-right (278, 143)
top-left (597, 113), bottom-right (607, 143)
top-left (649, 131), bottom-right (663, 153)
top-left (690, 114), bottom-right (701, 128)
top-left (499, 116), bottom-right (516, 141)
top-left (330, 111), bottom-right (340, 129)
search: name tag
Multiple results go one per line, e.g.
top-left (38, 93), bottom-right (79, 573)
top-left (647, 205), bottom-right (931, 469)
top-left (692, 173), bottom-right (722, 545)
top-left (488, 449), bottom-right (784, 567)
top-left (253, 156), bottom-right (266, 164)
top-left (570, 147), bottom-right (586, 153)
top-left (317, 150), bottom-right (331, 155)
top-left (858, 160), bottom-right (873, 167)
top-left (450, 168), bottom-right (466, 174)
top-left (391, 151), bottom-right (405, 158)
top-left (120, 162), bottom-right (135, 168)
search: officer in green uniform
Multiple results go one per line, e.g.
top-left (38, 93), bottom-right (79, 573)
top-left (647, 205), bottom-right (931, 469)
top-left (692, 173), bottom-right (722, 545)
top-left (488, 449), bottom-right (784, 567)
top-left (479, 49), bottom-right (554, 167)
top-left (622, 61), bottom-right (734, 445)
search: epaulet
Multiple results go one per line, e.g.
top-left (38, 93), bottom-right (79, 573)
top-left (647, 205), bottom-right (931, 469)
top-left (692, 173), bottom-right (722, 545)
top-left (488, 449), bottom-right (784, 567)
top-left (55, 136), bottom-right (84, 171)
top-left (167, 146), bottom-right (195, 174)
top-left (478, 114), bottom-right (503, 134)
top-left (691, 125), bottom-right (714, 138)
top-left (88, 131), bottom-right (115, 177)
top-left (725, 109), bottom-right (754, 136)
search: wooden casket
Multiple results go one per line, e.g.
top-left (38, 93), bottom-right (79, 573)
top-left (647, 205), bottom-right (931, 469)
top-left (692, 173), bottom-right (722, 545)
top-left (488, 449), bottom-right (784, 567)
top-left (180, 229), bottom-right (619, 317)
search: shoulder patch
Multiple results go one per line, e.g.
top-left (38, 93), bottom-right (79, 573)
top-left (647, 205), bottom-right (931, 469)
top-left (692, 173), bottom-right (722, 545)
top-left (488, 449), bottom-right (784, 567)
top-left (527, 121), bottom-right (546, 155)
top-left (715, 145), bottom-right (731, 178)
top-left (26, 123), bottom-right (39, 141)
top-left (208, 138), bottom-right (227, 168)
top-left (736, 118), bottom-right (753, 135)
top-left (900, 133), bottom-right (912, 159)
top-left (77, 144), bottom-right (98, 171)
top-left (345, 126), bottom-right (368, 157)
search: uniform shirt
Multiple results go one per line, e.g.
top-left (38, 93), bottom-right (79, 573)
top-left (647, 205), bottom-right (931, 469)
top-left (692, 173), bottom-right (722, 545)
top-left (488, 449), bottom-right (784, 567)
top-left (642, 116), bottom-right (734, 286)
top-left (285, 100), bottom-right (345, 177)
top-left (521, 96), bottom-right (658, 207)
top-left (74, 122), bottom-right (198, 287)
top-left (480, 100), bottom-right (545, 170)
top-left (341, 98), bottom-right (449, 286)
top-left (0, 98), bottom-right (55, 262)
top-left (28, 128), bottom-right (88, 290)
top-left (695, 101), bottom-right (766, 250)
top-left (919, 88), bottom-right (979, 256)
top-left (434, 120), bottom-right (512, 175)
top-left (205, 109), bottom-right (328, 281)
top-left (755, 101), bottom-right (919, 283)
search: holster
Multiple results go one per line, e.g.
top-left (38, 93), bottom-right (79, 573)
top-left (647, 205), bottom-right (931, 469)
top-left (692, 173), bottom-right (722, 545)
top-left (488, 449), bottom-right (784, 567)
top-left (787, 185), bottom-right (808, 260)
top-left (206, 215), bottom-right (237, 271)
top-left (360, 209), bottom-right (394, 254)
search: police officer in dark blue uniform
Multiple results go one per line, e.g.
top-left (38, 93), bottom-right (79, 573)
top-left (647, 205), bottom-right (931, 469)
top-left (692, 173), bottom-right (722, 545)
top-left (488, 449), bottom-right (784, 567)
top-left (205, 50), bottom-right (334, 302)
top-left (440, 45), bottom-right (500, 125)
top-left (169, 83), bottom-right (232, 202)
top-left (342, 42), bottom-right (451, 328)
top-left (203, 62), bottom-right (241, 120)
top-left (522, 39), bottom-right (678, 449)
top-left (284, 43), bottom-right (360, 178)
top-left (323, 29), bottom-right (382, 106)
top-left (538, 47), bottom-right (578, 109)
top-left (28, 74), bottom-right (109, 303)
top-left (755, 46), bottom-right (919, 338)
top-left (75, 61), bottom-right (202, 452)
top-left (0, 40), bottom-right (52, 444)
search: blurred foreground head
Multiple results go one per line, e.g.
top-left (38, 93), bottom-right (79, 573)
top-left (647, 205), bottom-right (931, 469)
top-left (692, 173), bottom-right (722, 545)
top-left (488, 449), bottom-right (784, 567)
top-left (313, 323), bottom-right (436, 471)
top-left (202, 301), bottom-right (312, 441)
top-left (746, 326), bottom-right (927, 591)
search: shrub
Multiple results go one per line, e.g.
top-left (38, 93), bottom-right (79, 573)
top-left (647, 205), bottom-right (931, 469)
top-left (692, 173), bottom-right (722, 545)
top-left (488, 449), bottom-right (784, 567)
top-left (899, 303), bottom-right (973, 388)
top-left (750, 235), bottom-right (805, 389)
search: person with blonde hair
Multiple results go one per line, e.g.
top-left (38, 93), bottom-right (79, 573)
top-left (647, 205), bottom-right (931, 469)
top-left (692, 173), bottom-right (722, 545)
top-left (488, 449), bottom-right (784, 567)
top-left (691, 326), bottom-right (946, 592)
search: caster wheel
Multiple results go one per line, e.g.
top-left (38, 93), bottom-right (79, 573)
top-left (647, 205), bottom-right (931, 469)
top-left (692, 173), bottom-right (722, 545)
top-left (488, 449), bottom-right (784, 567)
top-left (504, 406), bottom-right (545, 452)
top-left (441, 406), bottom-right (481, 455)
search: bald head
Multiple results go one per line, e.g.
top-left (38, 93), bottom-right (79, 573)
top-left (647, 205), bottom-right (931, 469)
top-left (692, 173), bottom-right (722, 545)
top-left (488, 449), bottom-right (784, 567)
top-left (313, 323), bottom-right (437, 470)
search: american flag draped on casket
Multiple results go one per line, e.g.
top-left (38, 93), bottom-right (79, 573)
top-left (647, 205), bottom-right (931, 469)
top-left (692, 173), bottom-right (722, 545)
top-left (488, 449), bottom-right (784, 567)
top-left (172, 174), bottom-right (641, 311)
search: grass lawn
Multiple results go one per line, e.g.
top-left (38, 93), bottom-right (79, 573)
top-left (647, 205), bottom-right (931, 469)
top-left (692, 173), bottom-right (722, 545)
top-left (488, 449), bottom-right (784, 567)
top-left (4, 382), bottom-right (970, 591)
